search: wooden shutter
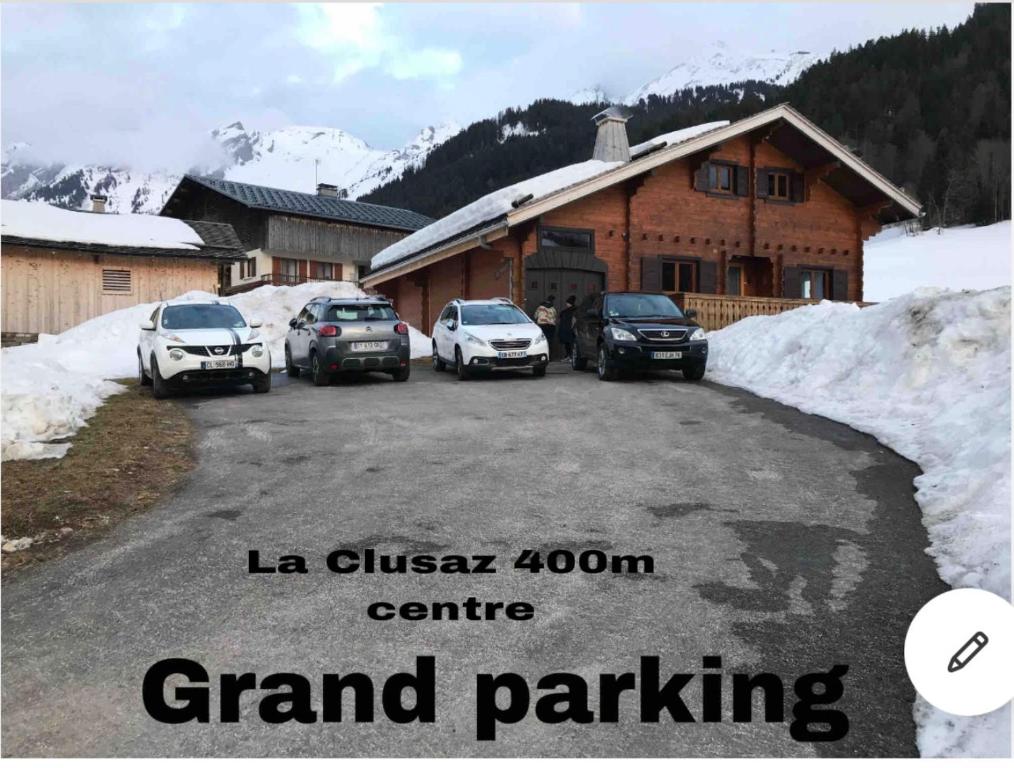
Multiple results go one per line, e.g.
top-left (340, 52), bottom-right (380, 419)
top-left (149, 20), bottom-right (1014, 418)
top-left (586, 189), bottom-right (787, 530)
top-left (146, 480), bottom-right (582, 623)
top-left (832, 270), bottom-right (849, 301)
top-left (735, 165), bottom-right (749, 196)
top-left (790, 172), bottom-right (805, 203)
top-left (693, 162), bottom-right (710, 192)
top-left (640, 256), bottom-right (661, 291)
top-left (782, 266), bottom-right (802, 298)
top-left (755, 168), bottom-right (769, 199)
top-left (699, 260), bottom-right (718, 294)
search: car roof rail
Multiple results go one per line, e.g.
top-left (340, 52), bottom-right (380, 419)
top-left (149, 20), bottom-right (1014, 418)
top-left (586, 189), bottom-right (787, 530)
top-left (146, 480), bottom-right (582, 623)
top-left (450, 297), bottom-right (464, 304)
top-left (310, 296), bottom-right (333, 302)
top-left (491, 296), bottom-right (513, 304)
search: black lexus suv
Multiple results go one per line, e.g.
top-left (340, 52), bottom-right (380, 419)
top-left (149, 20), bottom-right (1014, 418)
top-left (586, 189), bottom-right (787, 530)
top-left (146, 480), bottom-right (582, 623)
top-left (571, 291), bottom-right (708, 381)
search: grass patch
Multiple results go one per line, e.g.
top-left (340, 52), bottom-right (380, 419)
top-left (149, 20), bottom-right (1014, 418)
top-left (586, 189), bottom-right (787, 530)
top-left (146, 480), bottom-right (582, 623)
top-left (1, 380), bottom-right (196, 575)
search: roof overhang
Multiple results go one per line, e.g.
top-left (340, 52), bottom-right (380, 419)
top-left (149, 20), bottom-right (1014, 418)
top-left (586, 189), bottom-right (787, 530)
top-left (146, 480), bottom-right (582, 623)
top-left (364, 103), bottom-right (921, 286)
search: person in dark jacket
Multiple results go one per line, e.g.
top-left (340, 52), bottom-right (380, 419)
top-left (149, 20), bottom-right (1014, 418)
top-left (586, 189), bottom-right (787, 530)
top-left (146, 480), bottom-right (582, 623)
top-left (557, 295), bottom-right (577, 362)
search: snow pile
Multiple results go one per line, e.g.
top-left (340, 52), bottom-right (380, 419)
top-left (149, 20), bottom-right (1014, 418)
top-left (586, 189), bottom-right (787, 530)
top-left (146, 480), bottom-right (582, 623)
top-left (865, 221), bottom-right (1011, 302)
top-left (1, 281), bottom-right (432, 461)
top-left (0, 199), bottom-right (202, 249)
top-left (371, 120), bottom-right (727, 271)
top-left (706, 287), bottom-right (1011, 757)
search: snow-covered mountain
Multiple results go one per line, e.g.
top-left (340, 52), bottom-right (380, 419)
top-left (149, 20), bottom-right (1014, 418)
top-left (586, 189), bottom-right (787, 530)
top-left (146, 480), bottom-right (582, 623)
top-left (1, 120), bottom-right (461, 215)
top-left (568, 86), bottom-right (610, 105)
top-left (623, 43), bottom-right (820, 104)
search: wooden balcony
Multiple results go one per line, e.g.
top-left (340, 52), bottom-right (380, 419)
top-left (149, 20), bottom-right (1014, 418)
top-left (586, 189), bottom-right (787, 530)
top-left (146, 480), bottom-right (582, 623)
top-left (667, 292), bottom-right (872, 331)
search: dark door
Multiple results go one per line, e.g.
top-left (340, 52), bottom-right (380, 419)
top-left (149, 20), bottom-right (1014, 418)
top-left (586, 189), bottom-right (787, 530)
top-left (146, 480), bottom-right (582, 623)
top-left (526, 269), bottom-right (603, 318)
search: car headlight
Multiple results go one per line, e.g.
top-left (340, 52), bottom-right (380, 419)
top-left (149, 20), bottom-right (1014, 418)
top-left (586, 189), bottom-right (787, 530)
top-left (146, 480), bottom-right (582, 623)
top-left (689, 327), bottom-right (706, 342)
top-left (250, 344), bottom-right (264, 357)
top-left (168, 348), bottom-right (185, 361)
top-left (609, 326), bottom-right (637, 342)
top-left (160, 332), bottom-right (185, 343)
top-left (464, 333), bottom-right (488, 347)
top-left (248, 328), bottom-right (261, 341)
top-left (531, 332), bottom-right (546, 345)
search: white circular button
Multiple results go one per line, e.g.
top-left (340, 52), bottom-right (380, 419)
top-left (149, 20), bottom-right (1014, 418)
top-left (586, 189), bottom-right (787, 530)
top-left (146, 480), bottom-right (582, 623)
top-left (904, 588), bottom-right (1014, 716)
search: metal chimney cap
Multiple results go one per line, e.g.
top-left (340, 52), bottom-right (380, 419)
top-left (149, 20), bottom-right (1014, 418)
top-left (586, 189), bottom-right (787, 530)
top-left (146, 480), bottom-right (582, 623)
top-left (592, 105), bottom-right (632, 125)
top-left (89, 193), bottom-right (108, 202)
top-left (316, 183), bottom-right (339, 197)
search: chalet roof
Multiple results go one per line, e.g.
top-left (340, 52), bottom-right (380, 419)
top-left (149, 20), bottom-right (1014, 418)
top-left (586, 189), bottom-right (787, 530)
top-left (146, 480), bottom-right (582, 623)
top-left (365, 103), bottom-right (921, 284)
top-left (166, 175), bottom-right (434, 233)
top-left (0, 200), bottom-right (245, 261)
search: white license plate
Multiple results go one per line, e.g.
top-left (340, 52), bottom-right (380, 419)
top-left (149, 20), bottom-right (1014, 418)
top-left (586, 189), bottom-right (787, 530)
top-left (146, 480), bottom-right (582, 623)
top-left (202, 359), bottom-right (237, 369)
top-left (497, 350), bottom-right (527, 359)
top-left (652, 351), bottom-right (682, 360)
top-left (351, 341), bottom-right (387, 352)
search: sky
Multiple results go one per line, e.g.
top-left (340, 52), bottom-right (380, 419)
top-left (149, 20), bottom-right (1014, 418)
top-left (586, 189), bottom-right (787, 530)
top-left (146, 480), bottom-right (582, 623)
top-left (1, 2), bottom-right (975, 171)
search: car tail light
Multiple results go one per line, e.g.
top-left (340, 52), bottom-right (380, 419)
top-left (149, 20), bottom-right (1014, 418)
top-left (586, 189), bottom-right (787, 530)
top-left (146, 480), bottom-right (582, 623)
top-left (319, 325), bottom-right (340, 337)
top-left (394, 322), bottom-right (409, 335)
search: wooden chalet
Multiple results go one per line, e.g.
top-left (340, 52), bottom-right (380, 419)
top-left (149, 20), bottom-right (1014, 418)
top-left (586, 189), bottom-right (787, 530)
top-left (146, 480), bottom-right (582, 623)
top-left (160, 176), bottom-right (433, 294)
top-left (363, 103), bottom-right (921, 331)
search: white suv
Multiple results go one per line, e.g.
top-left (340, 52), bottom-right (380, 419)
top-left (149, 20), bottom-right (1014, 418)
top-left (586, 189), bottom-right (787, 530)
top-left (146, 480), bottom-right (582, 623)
top-left (431, 298), bottom-right (549, 379)
top-left (138, 300), bottom-right (272, 399)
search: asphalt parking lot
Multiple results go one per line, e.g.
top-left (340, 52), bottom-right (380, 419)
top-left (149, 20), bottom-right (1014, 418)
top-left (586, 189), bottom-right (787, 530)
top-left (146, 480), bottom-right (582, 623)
top-left (1, 362), bottom-right (947, 757)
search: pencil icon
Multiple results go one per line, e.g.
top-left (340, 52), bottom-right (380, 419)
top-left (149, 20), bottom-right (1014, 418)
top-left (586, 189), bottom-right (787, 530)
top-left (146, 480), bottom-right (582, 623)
top-left (948, 631), bottom-right (988, 672)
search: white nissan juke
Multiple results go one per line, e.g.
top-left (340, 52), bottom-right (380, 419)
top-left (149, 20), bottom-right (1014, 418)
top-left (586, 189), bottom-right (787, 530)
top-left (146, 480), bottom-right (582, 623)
top-left (138, 300), bottom-right (272, 399)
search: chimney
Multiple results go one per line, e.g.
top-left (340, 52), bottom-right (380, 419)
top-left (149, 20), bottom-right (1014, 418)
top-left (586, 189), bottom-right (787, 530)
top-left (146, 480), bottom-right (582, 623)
top-left (90, 194), bottom-right (108, 213)
top-left (591, 106), bottom-right (631, 163)
top-left (316, 183), bottom-right (339, 198)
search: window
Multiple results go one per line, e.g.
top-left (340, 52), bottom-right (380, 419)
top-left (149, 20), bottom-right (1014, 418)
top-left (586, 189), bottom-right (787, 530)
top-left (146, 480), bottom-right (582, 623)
top-left (240, 257), bottom-right (257, 279)
top-left (605, 293), bottom-right (684, 319)
top-left (460, 304), bottom-right (529, 326)
top-left (711, 164), bottom-right (733, 193)
top-left (801, 269), bottom-right (831, 300)
top-left (278, 258), bottom-right (300, 280)
top-left (357, 264), bottom-right (371, 282)
top-left (540, 227), bottom-right (593, 250)
top-left (767, 172), bottom-right (790, 200)
top-left (727, 265), bottom-right (743, 296)
top-left (661, 260), bottom-right (698, 292)
top-left (101, 268), bottom-right (132, 294)
top-left (325, 304), bottom-right (397, 322)
top-left (310, 261), bottom-right (335, 280)
top-left (440, 305), bottom-right (457, 324)
top-left (162, 304), bottom-right (246, 330)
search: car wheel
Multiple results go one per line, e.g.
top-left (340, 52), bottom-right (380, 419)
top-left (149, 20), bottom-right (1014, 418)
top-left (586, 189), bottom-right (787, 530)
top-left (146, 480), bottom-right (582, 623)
top-left (455, 347), bottom-right (470, 381)
top-left (392, 365), bottom-right (411, 382)
top-left (285, 345), bottom-right (299, 377)
top-left (252, 373), bottom-right (272, 393)
top-left (432, 342), bottom-right (446, 371)
top-left (532, 364), bottom-right (547, 377)
top-left (571, 341), bottom-right (587, 371)
top-left (151, 356), bottom-right (172, 399)
top-left (138, 352), bottom-right (152, 386)
top-left (597, 345), bottom-right (617, 381)
top-left (310, 352), bottom-right (330, 386)
top-left (683, 362), bottom-right (707, 382)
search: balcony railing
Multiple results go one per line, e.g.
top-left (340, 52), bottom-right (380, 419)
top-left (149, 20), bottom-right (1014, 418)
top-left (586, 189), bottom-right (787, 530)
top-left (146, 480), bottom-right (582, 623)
top-left (667, 292), bottom-right (873, 331)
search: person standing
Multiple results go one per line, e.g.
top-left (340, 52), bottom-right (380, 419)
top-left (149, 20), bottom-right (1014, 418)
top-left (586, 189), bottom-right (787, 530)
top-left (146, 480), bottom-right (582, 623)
top-left (533, 295), bottom-right (558, 360)
top-left (557, 295), bottom-right (577, 362)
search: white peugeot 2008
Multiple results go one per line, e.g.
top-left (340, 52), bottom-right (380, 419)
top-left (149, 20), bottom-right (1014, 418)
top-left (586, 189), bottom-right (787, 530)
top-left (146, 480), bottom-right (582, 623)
top-left (138, 300), bottom-right (272, 399)
top-left (431, 298), bottom-right (549, 379)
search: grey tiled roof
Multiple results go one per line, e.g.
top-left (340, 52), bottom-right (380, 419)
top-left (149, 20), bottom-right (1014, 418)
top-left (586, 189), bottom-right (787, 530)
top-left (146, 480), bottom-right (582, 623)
top-left (182, 175), bottom-right (434, 232)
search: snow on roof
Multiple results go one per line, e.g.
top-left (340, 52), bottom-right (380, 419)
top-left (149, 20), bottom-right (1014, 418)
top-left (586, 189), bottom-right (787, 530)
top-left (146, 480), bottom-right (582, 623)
top-left (629, 120), bottom-right (729, 157)
top-left (1, 200), bottom-right (203, 251)
top-left (370, 120), bottom-right (728, 272)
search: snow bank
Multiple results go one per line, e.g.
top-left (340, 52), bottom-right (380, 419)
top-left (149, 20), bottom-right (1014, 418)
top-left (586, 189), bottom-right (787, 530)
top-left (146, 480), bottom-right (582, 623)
top-left (707, 287), bottom-right (1010, 757)
top-left (865, 221), bottom-right (1011, 302)
top-left (1, 199), bottom-right (202, 250)
top-left (371, 120), bottom-right (727, 271)
top-left (1, 281), bottom-right (432, 461)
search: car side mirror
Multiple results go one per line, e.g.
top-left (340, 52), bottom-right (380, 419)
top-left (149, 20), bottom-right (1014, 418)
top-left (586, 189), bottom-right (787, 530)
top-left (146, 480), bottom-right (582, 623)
top-left (139, 319), bottom-right (155, 331)
top-left (685, 309), bottom-right (698, 319)
top-left (447, 320), bottom-right (457, 331)
top-left (288, 318), bottom-right (298, 329)
top-left (249, 318), bottom-right (263, 329)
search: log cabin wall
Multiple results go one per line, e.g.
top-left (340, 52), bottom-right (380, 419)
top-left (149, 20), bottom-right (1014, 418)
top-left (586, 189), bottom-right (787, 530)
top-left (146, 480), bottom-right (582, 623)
top-left (265, 215), bottom-right (405, 264)
top-left (1, 244), bottom-right (219, 335)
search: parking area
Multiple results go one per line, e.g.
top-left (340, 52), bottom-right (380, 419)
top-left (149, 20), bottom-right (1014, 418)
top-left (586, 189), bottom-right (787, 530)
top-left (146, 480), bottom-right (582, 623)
top-left (1, 363), bottom-right (947, 757)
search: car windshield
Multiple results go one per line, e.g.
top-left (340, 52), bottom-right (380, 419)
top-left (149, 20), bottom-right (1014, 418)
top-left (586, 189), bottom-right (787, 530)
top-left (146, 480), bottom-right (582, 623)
top-left (161, 304), bottom-right (246, 329)
top-left (604, 294), bottom-right (684, 319)
top-left (325, 304), bottom-right (397, 322)
top-left (460, 304), bottom-right (530, 326)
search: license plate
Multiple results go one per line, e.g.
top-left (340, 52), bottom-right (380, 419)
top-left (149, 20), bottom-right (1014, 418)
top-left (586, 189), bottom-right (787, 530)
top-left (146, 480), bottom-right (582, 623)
top-left (351, 341), bottom-right (387, 352)
top-left (497, 350), bottom-right (527, 359)
top-left (202, 359), bottom-right (237, 369)
top-left (652, 351), bottom-right (682, 360)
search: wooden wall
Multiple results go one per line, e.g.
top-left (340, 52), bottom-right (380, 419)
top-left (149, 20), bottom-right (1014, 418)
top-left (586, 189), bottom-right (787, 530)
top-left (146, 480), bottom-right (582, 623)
top-left (1, 245), bottom-right (219, 335)
top-left (265, 215), bottom-right (405, 265)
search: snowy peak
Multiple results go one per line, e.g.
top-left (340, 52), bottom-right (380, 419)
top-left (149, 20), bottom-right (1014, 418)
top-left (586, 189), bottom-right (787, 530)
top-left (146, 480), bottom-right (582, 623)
top-left (624, 44), bottom-right (820, 104)
top-left (568, 86), bottom-right (610, 105)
